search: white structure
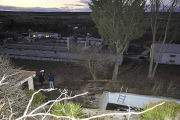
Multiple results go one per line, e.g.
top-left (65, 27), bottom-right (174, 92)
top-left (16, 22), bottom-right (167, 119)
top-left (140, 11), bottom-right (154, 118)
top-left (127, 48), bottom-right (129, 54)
top-left (151, 43), bottom-right (180, 65)
top-left (29, 32), bottom-right (61, 40)
top-left (1, 34), bottom-right (124, 65)
top-left (17, 70), bottom-right (36, 90)
top-left (0, 47), bottom-right (123, 65)
top-left (67, 36), bottom-right (77, 51)
top-left (99, 92), bottom-right (180, 110)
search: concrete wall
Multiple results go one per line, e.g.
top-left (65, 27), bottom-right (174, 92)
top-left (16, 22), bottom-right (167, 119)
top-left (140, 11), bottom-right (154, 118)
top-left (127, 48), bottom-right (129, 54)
top-left (17, 73), bottom-right (35, 90)
top-left (108, 92), bottom-right (180, 108)
top-left (99, 92), bottom-right (109, 110)
top-left (154, 53), bottom-right (180, 65)
top-left (82, 108), bottom-right (138, 120)
top-left (0, 48), bottom-right (123, 65)
top-left (67, 36), bottom-right (76, 51)
top-left (5, 44), bottom-right (68, 52)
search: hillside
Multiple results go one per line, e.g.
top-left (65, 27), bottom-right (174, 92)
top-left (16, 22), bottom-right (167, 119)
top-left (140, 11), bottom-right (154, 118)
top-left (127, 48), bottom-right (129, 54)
top-left (11, 58), bottom-right (180, 99)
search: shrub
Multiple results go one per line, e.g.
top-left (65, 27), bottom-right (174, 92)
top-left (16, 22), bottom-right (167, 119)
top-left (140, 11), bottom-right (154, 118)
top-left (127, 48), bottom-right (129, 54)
top-left (24, 89), bottom-right (46, 105)
top-left (140, 101), bottom-right (180, 120)
top-left (52, 101), bottom-right (83, 119)
top-left (82, 76), bottom-right (93, 81)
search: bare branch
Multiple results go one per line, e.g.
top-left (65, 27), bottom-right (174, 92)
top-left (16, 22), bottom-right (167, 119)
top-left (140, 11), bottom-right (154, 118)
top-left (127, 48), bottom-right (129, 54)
top-left (0, 74), bottom-right (7, 86)
top-left (17, 90), bottom-right (88, 120)
top-left (23, 88), bottom-right (58, 116)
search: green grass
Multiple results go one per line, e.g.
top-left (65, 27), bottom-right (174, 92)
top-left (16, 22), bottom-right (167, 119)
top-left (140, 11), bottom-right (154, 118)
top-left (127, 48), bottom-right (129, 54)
top-left (140, 101), bottom-right (180, 120)
top-left (24, 89), bottom-right (46, 105)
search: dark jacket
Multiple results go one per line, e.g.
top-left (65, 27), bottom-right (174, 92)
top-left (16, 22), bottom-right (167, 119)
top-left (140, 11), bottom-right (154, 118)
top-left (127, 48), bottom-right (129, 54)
top-left (48, 75), bottom-right (54, 81)
top-left (39, 74), bottom-right (44, 82)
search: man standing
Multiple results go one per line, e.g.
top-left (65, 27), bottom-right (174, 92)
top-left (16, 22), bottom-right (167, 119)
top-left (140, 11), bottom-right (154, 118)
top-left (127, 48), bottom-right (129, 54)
top-left (48, 73), bottom-right (54, 89)
top-left (39, 70), bottom-right (45, 88)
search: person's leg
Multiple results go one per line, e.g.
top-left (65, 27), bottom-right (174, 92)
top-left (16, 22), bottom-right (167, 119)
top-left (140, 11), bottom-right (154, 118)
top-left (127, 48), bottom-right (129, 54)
top-left (49, 82), bottom-right (51, 88)
top-left (41, 82), bottom-right (43, 87)
top-left (50, 81), bottom-right (53, 88)
top-left (52, 81), bottom-right (54, 89)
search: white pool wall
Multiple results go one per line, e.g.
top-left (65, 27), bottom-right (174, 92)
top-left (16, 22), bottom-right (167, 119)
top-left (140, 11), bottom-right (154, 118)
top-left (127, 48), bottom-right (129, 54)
top-left (100, 92), bottom-right (180, 110)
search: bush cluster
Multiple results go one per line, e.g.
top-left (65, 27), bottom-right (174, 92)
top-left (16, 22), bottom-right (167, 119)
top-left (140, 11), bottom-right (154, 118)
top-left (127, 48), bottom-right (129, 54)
top-left (24, 89), bottom-right (46, 105)
top-left (52, 101), bottom-right (83, 119)
top-left (140, 101), bottom-right (180, 120)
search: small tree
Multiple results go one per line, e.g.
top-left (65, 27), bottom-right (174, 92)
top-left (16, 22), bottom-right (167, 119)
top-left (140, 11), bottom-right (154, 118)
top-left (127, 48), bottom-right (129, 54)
top-left (89, 0), bottom-right (147, 80)
top-left (73, 46), bottom-right (112, 80)
top-left (147, 0), bottom-right (180, 80)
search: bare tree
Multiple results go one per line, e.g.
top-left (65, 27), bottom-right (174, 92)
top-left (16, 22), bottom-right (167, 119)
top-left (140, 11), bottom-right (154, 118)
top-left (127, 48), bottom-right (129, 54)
top-left (0, 56), bottom-right (29, 119)
top-left (147, 0), bottom-right (180, 80)
top-left (72, 46), bottom-right (112, 80)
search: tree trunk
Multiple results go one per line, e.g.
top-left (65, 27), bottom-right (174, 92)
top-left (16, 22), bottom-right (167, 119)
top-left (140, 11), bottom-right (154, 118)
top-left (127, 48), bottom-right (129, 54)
top-left (112, 54), bottom-right (120, 80)
top-left (151, 52), bottom-right (164, 80)
top-left (93, 69), bottom-right (97, 80)
top-left (152, 63), bottom-right (158, 80)
top-left (148, 44), bottom-right (154, 80)
top-left (112, 43), bottom-right (124, 81)
top-left (148, 20), bottom-right (156, 80)
top-left (88, 62), bottom-right (97, 80)
top-left (148, 62), bottom-right (153, 80)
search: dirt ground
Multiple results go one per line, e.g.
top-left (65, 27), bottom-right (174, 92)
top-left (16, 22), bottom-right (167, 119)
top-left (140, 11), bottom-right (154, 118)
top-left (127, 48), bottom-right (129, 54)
top-left (11, 58), bottom-right (180, 99)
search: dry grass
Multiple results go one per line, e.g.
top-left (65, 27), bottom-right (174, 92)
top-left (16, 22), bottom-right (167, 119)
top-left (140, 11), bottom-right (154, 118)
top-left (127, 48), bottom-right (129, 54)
top-left (164, 113), bottom-right (180, 120)
top-left (11, 58), bottom-right (180, 98)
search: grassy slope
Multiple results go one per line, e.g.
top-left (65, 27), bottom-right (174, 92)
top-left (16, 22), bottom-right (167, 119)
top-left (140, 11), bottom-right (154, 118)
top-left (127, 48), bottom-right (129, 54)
top-left (11, 58), bottom-right (180, 99)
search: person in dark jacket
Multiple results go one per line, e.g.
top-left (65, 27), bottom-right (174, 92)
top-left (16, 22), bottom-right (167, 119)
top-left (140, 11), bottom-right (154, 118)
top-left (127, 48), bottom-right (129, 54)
top-left (48, 73), bottom-right (54, 89)
top-left (39, 70), bottom-right (45, 88)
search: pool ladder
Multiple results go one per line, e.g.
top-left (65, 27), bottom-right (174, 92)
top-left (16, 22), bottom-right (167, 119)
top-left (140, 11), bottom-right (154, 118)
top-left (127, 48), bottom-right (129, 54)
top-left (117, 86), bottom-right (128, 104)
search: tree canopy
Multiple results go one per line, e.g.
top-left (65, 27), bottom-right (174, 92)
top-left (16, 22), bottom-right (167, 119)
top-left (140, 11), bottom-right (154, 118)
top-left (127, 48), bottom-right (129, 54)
top-left (89, 0), bottom-right (147, 80)
top-left (89, 0), bottom-right (147, 47)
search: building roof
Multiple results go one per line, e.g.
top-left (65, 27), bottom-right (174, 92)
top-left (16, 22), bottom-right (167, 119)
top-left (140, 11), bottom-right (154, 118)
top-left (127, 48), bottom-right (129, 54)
top-left (154, 43), bottom-right (180, 54)
top-left (19, 70), bottom-right (36, 82)
top-left (30, 32), bottom-right (58, 35)
top-left (12, 70), bottom-right (36, 85)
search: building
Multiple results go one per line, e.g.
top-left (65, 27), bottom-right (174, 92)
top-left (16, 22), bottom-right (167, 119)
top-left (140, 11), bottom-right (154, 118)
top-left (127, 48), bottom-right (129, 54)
top-left (151, 43), bottom-right (180, 65)
top-left (1, 34), bottom-right (124, 65)
top-left (17, 70), bottom-right (36, 90)
top-left (29, 32), bottom-right (61, 40)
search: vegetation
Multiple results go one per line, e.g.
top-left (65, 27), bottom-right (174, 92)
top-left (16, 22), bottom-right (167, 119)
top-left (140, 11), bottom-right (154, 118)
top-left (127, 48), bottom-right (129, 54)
top-left (52, 101), bottom-right (83, 119)
top-left (89, 0), bottom-right (147, 80)
top-left (0, 32), bottom-right (18, 44)
top-left (147, 0), bottom-right (180, 80)
top-left (73, 46), bottom-right (112, 80)
top-left (24, 89), bottom-right (46, 105)
top-left (140, 101), bottom-right (180, 120)
top-left (82, 76), bottom-right (93, 81)
top-left (11, 58), bottom-right (180, 99)
top-left (0, 56), bottom-right (29, 119)
top-left (1, 8), bottom-right (180, 119)
top-left (0, 12), bottom-right (95, 37)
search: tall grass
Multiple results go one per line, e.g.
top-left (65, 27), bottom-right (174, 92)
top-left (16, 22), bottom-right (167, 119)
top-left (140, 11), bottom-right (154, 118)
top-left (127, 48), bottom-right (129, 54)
top-left (140, 101), bottom-right (180, 120)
